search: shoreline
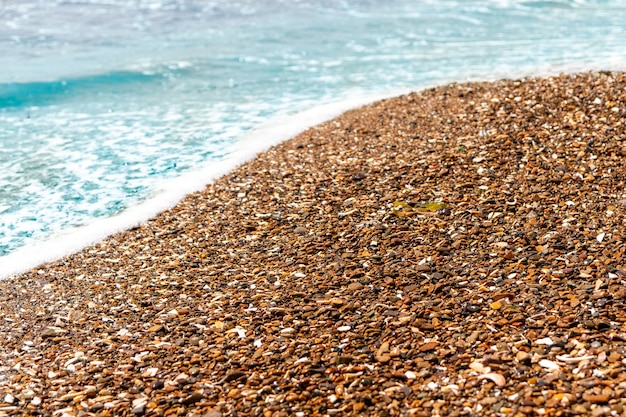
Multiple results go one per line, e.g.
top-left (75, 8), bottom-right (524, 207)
top-left (0, 92), bottom-right (394, 280)
top-left (1, 71), bottom-right (626, 416)
top-left (4, 60), bottom-right (626, 280)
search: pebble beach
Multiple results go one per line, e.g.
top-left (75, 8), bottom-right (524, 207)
top-left (1, 71), bottom-right (626, 416)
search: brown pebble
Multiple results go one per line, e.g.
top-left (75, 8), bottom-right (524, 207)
top-left (582, 393), bottom-right (610, 404)
top-left (515, 351), bottom-right (531, 363)
top-left (376, 355), bottom-right (391, 363)
top-left (419, 341), bottom-right (438, 352)
top-left (181, 392), bottom-right (204, 405)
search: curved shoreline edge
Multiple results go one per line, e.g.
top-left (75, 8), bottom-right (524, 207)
top-left (2, 61), bottom-right (626, 280)
top-left (0, 92), bottom-right (395, 280)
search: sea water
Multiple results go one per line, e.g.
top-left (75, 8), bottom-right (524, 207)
top-left (1, 0), bottom-right (626, 278)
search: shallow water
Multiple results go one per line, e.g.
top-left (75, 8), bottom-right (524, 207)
top-left (1, 0), bottom-right (626, 277)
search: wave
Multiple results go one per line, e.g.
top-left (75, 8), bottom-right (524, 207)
top-left (0, 65), bottom-right (189, 108)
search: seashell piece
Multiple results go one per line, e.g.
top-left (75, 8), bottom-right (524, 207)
top-left (441, 384), bottom-right (460, 395)
top-left (535, 337), bottom-right (554, 346)
top-left (555, 354), bottom-right (595, 363)
top-left (426, 381), bottom-right (439, 390)
top-left (539, 359), bottom-right (560, 370)
top-left (469, 361), bottom-right (489, 374)
top-left (478, 372), bottom-right (506, 387)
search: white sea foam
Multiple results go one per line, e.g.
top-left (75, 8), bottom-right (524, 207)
top-left (0, 90), bottom-right (396, 280)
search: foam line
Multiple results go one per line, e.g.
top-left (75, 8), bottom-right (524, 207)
top-left (0, 91), bottom-right (398, 280)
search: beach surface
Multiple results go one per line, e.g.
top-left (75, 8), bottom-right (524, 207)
top-left (1, 72), bottom-right (626, 416)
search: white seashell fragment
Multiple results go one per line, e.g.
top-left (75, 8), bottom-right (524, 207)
top-left (116, 328), bottom-right (131, 337)
top-left (597, 232), bottom-right (605, 243)
top-left (405, 371), bottom-right (417, 379)
top-left (555, 354), bottom-right (595, 363)
top-left (478, 372), bottom-right (506, 387)
top-left (132, 397), bottom-right (148, 408)
top-left (469, 361), bottom-right (489, 374)
top-left (226, 326), bottom-right (246, 338)
top-left (280, 327), bottom-right (295, 334)
top-left (535, 337), bottom-right (554, 346)
top-left (337, 325), bottom-right (351, 332)
top-left (539, 359), bottom-right (560, 370)
top-left (441, 384), bottom-right (460, 395)
top-left (427, 381), bottom-right (439, 390)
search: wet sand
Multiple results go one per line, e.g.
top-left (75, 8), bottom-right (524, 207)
top-left (1, 72), bottom-right (626, 416)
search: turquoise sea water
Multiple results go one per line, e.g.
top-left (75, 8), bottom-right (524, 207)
top-left (1, 0), bottom-right (626, 277)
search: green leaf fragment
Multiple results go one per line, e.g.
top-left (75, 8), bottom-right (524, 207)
top-left (391, 201), bottom-right (446, 216)
top-left (416, 202), bottom-right (447, 212)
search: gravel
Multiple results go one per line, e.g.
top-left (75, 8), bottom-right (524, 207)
top-left (1, 71), bottom-right (626, 416)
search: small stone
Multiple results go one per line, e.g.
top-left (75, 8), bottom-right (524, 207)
top-left (41, 328), bottom-right (61, 339)
top-left (376, 355), bottom-right (391, 363)
top-left (336, 355), bottom-right (353, 364)
top-left (224, 370), bottom-right (246, 382)
top-left (490, 301), bottom-right (502, 310)
top-left (174, 373), bottom-right (190, 384)
top-left (181, 392), bottom-right (204, 405)
top-left (347, 282), bottom-right (363, 291)
top-left (294, 226), bottom-right (307, 235)
top-left (571, 404), bottom-right (589, 414)
top-left (516, 351), bottom-right (531, 363)
top-left (131, 400), bottom-right (147, 415)
top-left (419, 341), bottom-right (438, 352)
top-left (503, 251), bottom-right (515, 259)
top-left (582, 393), bottom-right (610, 404)
top-left (228, 388), bottom-right (241, 399)
top-left (591, 407), bottom-right (610, 417)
